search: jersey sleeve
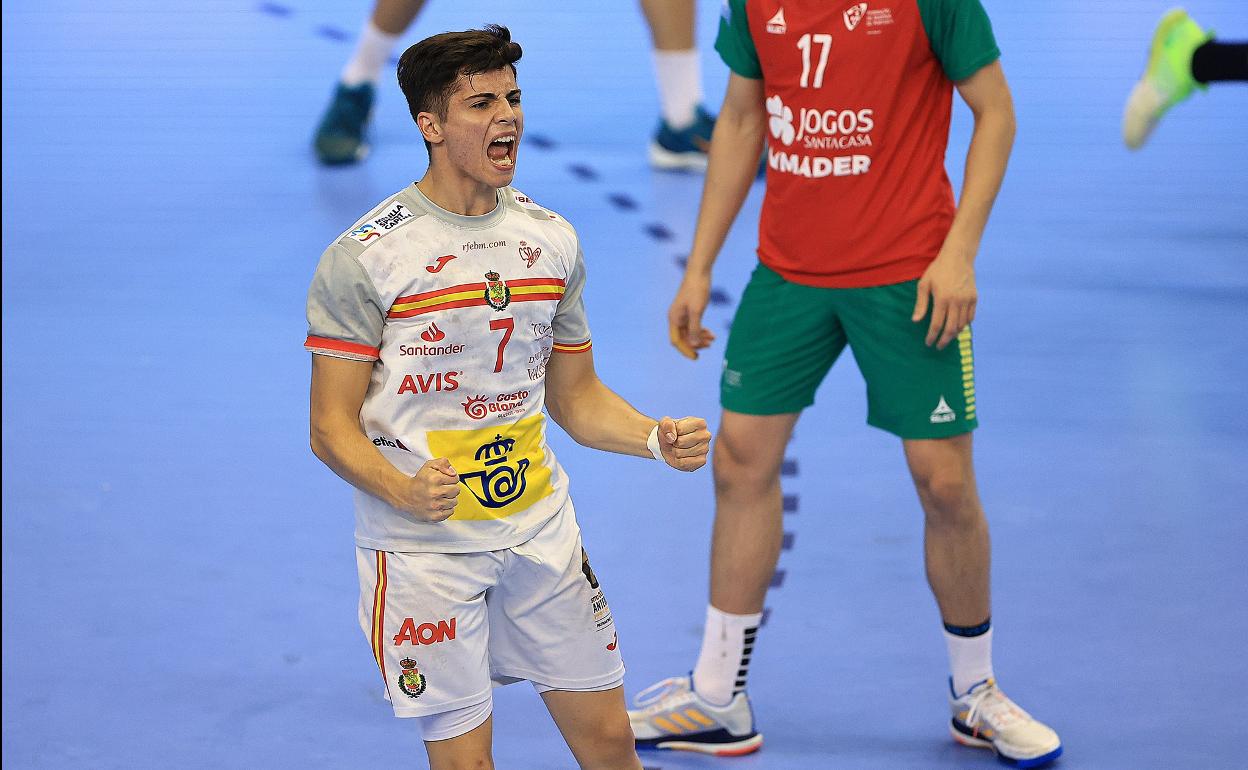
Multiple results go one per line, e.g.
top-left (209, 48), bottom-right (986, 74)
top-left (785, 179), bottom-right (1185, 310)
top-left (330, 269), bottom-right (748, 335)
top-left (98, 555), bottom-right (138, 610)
top-left (551, 242), bottom-right (591, 354)
top-left (715, 0), bottom-right (763, 79)
top-left (918, 0), bottom-right (1001, 82)
top-left (305, 243), bottom-right (385, 361)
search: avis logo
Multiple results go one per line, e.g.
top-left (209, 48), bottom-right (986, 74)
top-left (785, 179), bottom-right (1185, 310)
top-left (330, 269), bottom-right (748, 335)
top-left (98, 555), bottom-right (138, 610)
top-left (421, 322), bottom-right (446, 343)
top-left (426, 255), bottom-right (456, 273)
top-left (459, 434), bottom-right (529, 509)
top-left (393, 617), bottom-right (457, 646)
top-left (397, 371), bottom-right (460, 395)
top-left (844, 2), bottom-right (867, 31)
top-left (767, 95), bottom-right (796, 146)
top-left (518, 241), bottom-right (541, 268)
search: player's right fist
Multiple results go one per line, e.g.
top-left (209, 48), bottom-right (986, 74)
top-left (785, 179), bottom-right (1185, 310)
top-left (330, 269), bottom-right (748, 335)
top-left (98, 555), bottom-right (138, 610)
top-left (399, 457), bottom-right (460, 522)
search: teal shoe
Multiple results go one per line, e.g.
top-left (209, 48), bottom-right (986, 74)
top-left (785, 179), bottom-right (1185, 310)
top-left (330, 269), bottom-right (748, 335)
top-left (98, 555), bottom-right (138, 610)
top-left (314, 82), bottom-right (375, 165)
top-left (649, 106), bottom-right (716, 171)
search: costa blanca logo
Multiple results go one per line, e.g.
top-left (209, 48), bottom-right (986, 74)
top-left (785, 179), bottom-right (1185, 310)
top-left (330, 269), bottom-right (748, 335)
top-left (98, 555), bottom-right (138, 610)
top-left (462, 390), bottom-right (529, 420)
top-left (518, 241), bottom-right (542, 268)
top-left (459, 434), bottom-right (529, 509)
top-left (397, 658), bottom-right (427, 699)
top-left (844, 3), bottom-right (867, 31)
top-left (766, 95), bottom-right (796, 146)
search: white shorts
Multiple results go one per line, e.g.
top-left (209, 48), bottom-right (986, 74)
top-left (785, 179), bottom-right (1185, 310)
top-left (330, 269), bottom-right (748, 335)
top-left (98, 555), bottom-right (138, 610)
top-left (356, 501), bottom-right (624, 719)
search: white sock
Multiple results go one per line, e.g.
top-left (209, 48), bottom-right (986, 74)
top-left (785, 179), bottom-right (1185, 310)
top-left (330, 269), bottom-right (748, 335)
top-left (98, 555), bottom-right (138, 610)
top-left (691, 605), bottom-right (762, 707)
top-left (945, 625), bottom-right (994, 696)
top-left (651, 49), bottom-right (702, 129)
top-left (340, 21), bottom-right (400, 87)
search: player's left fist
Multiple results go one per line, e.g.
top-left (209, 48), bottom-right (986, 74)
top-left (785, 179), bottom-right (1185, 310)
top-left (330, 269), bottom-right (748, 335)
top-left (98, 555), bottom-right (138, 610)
top-left (657, 416), bottom-right (711, 472)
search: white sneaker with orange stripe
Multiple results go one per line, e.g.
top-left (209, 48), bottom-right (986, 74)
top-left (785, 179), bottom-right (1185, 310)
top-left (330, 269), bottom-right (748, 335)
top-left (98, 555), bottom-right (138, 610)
top-left (627, 676), bottom-right (762, 756)
top-left (949, 678), bottom-right (1062, 768)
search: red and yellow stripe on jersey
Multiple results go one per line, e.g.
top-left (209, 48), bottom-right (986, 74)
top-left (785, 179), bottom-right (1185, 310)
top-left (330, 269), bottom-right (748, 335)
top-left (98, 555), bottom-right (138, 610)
top-left (552, 340), bottom-right (592, 354)
top-left (370, 551), bottom-right (389, 685)
top-left (304, 336), bottom-right (381, 360)
top-left (388, 277), bottom-right (567, 319)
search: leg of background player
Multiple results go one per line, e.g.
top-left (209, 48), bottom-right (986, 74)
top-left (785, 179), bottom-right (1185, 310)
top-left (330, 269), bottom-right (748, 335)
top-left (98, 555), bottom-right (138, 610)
top-left (639, 0), bottom-right (716, 171)
top-left (627, 411), bottom-right (792, 756)
top-left (904, 433), bottom-right (1062, 767)
top-left (1122, 9), bottom-right (1247, 150)
top-left (314, 0), bottom-right (428, 165)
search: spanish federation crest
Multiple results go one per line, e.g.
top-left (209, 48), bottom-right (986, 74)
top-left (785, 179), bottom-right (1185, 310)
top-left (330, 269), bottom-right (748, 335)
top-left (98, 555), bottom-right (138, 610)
top-left (484, 270), bottom-right (511, 311)
top-left (397, 657), bottom-right (427, 699)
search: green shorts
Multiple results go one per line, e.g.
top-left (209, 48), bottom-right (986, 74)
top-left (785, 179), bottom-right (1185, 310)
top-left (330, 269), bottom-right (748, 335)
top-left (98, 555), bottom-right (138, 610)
top-left (721, 263), bottom-right (977, 439)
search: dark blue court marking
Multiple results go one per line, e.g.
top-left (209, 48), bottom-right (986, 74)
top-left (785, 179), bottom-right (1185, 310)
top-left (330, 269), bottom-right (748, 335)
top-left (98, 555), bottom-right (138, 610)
top-left (782, 531), bottom-right (795, 551)
top-left (258, 2), bottom-right (292, 16)
top-left (769, 569), bottom-right (786, 588)
top-left (526, 133), bottom-right (557, 150)
top-left (607, 193), bottom-right (638, 211)
top-left (568, 163), bottom-right (598, 181)
top-left (783, 494), bottom-right (799, 513)
top-left (781, 458), bottom-right (799, 477)
top-left (673, 255), bottom-right (687, 269)
top-left (708, 287), bottom-right (732, 306)
top-left (644, 223), bottom-right (674, 241)
top-left (316, 25), bottom-right (350, 41)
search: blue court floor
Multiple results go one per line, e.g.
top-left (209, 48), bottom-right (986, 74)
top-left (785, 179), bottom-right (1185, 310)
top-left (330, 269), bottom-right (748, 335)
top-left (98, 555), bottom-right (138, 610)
top-left (3, 1), bottom-right (1247, 768)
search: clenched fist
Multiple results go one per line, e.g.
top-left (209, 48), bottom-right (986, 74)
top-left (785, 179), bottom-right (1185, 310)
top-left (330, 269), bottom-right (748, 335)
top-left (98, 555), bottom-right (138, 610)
top-left (396, 457), bottom-right (460, 522)
top-left (656, 416), bottom-right (712, 472)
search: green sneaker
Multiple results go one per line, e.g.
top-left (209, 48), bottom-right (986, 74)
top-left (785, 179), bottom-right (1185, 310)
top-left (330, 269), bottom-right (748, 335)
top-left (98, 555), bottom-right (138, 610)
top-left (1122, 8), bottom-right (1213, 150)
top-left (314, 82), bottom-right (375, 165)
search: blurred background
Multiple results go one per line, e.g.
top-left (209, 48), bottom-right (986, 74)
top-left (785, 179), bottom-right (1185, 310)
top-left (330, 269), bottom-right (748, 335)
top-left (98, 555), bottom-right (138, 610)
top-left (3, 1), bottom-right (1246, 767)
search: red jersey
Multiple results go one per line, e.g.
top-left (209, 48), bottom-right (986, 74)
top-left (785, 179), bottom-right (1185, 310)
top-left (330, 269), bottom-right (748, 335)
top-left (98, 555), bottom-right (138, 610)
top-left (717, 0), bottom-right (1000, 287)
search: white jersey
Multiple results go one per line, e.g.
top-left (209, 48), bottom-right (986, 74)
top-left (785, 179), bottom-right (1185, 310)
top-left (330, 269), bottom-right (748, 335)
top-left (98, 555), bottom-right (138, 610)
top-left (306, 184), bottom-right (592, 553)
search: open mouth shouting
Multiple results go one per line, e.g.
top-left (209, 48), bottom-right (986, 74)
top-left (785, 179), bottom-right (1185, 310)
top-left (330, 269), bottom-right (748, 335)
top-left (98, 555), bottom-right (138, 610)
top-left (487, 133), bottom-right (517, 170)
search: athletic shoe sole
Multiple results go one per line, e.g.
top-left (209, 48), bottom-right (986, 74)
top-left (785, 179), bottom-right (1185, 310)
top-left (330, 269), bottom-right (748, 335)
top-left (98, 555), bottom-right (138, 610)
top-left (637, 732), bottom-right (763, 756)
top-left (648, 141), bottom-right (709, 171)
top-left (950, 722), bottom-right (1063, 768)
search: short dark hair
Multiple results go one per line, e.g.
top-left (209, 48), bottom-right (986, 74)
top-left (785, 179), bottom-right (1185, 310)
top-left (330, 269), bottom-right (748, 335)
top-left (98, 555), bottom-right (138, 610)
top-left (396, 24), bottom-right (523, 150)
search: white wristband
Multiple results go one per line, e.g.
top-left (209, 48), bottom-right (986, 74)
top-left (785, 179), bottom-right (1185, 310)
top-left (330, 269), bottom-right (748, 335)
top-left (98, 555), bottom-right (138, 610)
top-left (647, 424), bottom-right (664, 461)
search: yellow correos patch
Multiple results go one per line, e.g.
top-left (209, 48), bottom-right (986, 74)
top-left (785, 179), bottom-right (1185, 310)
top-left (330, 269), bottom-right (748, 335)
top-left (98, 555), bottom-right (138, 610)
top-left (426, 414), bottom-right (553, 521)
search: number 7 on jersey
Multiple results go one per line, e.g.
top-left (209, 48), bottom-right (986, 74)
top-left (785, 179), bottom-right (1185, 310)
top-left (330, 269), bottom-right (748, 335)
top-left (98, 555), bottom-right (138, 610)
top-left (489, 317), bottom-right (514, 373)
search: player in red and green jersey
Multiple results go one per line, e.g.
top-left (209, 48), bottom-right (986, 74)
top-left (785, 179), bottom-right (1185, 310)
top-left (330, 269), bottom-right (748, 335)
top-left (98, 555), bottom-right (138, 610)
top-left (628, 1), bottom-right (1063, 766)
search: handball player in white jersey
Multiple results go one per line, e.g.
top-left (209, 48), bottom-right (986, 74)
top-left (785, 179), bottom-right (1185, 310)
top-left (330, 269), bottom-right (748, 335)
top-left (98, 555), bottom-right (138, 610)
top-left (305, 24), bottom-right (710, 770)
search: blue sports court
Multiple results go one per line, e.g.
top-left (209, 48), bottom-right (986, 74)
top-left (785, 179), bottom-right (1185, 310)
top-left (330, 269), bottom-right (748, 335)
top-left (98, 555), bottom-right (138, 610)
top-left (3, 1), bottom-right (1246, 767)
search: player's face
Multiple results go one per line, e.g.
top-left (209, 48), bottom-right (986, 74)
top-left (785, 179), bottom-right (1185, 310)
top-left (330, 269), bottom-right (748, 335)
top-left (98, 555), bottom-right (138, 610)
top-left (434, 68), bottom-right (523, 189)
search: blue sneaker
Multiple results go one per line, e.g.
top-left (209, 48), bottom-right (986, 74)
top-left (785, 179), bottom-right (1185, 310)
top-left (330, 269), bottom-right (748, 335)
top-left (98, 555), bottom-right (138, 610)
top-left (649, 106), bottom-right (715, 171)
top-left (314, 82), bottom-right (375, 165)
